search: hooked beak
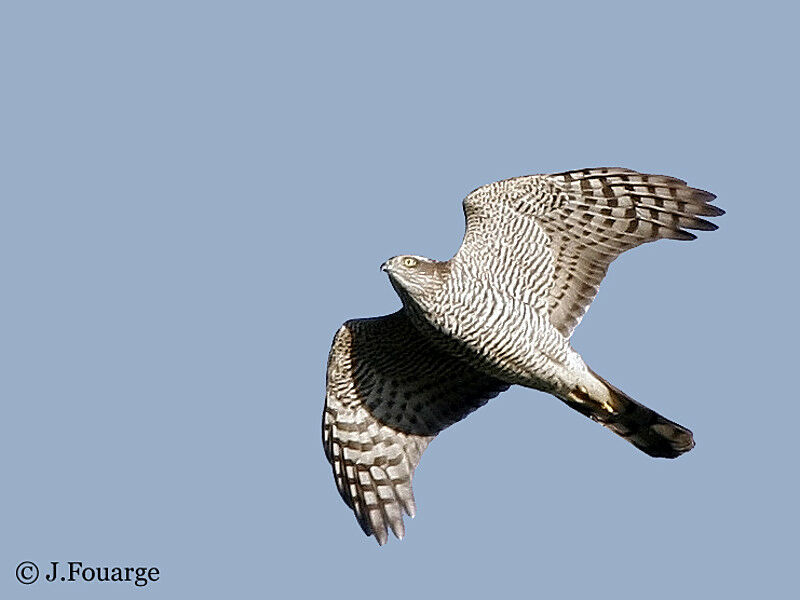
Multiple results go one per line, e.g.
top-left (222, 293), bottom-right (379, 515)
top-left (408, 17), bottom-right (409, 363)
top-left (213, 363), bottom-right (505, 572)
top-left (380, 262), bottom-right (389, 273)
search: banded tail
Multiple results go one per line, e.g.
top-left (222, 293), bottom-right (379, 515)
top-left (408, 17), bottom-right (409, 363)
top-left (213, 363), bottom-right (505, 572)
top-left (565, 370), bottom-right (694, 458)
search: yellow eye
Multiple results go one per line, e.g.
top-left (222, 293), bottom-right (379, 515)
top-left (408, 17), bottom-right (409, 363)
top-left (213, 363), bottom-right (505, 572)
top-left (402, 257), bottom-right (418, 268)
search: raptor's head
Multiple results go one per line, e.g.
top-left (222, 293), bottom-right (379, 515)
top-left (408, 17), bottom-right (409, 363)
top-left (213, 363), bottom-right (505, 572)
top-left (380, 255), bottom-right (446, 306)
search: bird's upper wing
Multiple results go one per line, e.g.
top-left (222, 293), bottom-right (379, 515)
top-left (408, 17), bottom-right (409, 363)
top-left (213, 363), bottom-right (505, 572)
top-left (456, 167), bottom-right (723, 337)
top-left (323, 311), bottom-right (509, 545)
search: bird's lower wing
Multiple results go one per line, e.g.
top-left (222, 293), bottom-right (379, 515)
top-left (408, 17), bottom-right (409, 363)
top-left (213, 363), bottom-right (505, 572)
top-left (323, 311), bottom-right (509, 544)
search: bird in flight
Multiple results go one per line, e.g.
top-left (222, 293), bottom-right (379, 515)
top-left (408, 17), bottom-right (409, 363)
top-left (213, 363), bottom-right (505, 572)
top-left (323, 167), bottom-right (722, 545)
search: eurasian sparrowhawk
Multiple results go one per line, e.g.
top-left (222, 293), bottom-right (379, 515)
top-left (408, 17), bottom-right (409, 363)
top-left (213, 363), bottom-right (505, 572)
top-left (323, 167), bottom-right (722, 544)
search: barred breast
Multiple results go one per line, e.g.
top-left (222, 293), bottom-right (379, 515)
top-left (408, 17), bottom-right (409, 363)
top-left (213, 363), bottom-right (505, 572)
top-left (422, 217), bottom-right (579, 391)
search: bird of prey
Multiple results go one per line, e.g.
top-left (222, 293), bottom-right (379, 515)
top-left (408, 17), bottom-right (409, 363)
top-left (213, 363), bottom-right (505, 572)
top-left (323, 167), bottom-right (722, 545)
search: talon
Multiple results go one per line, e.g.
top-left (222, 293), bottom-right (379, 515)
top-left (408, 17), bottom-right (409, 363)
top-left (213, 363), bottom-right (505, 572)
top-left (571, 385), bottom-right (591, 403)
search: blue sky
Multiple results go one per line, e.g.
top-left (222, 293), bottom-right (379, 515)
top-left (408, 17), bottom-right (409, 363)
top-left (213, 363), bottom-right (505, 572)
top-left (2, 2), bottom-right (798, 598)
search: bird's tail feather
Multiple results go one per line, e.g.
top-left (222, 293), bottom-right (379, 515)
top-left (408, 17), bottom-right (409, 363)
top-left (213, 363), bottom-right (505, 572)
top-left (564, 370), bottom-right (694, 458)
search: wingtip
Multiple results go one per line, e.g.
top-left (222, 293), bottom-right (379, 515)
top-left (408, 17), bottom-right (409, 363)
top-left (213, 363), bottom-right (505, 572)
top-left (691, 218), bottom-right (719, 232)
top-left (673, 229), bottom-right (698, 241)
top-left (390, 521), bottom-right (406, 541)
top-left (704, 204), bottom-right (725, 217)
top-left (370, 519), bottom-right (406, 546)
top-left (401, 497), bottom-right (417, 518)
